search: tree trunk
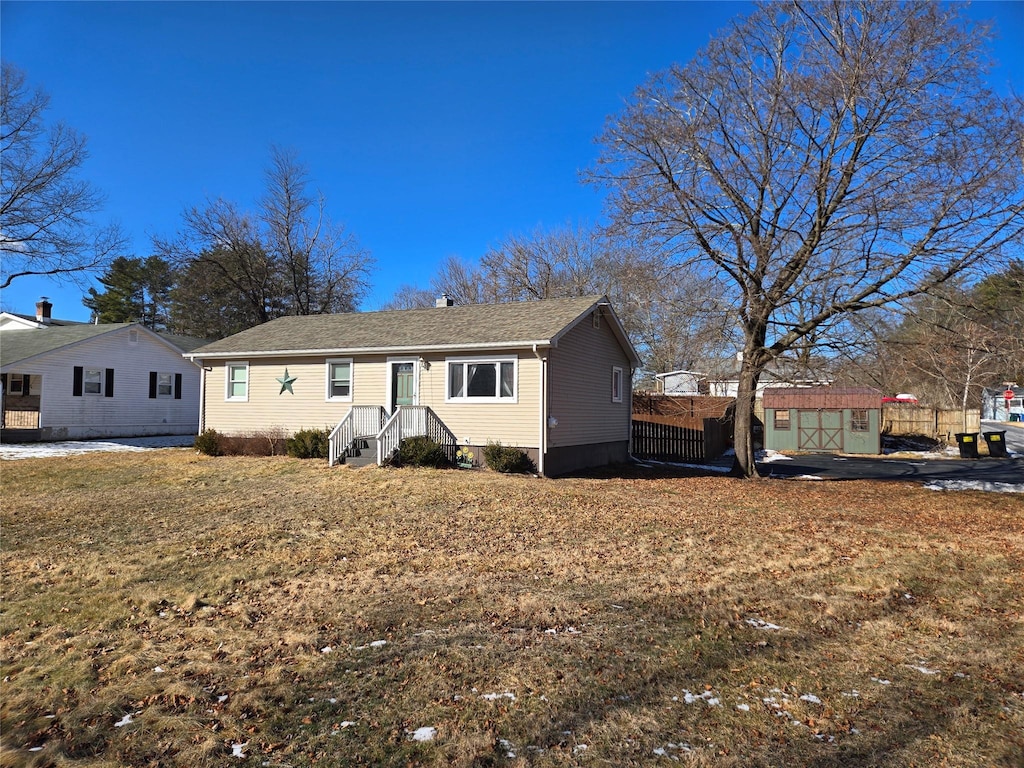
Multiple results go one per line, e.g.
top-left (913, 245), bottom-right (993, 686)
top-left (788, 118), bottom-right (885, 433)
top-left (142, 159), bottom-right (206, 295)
top-left (730, 357), bottom-right (764, 478)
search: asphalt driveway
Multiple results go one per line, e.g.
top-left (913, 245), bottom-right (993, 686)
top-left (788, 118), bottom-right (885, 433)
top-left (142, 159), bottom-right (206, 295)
top-left (760, 452), bottom-right (1023, 486)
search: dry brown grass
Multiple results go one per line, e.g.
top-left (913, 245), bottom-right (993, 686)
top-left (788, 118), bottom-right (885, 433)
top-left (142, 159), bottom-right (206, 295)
top-left (1, 451), bottom-right (1022, 767)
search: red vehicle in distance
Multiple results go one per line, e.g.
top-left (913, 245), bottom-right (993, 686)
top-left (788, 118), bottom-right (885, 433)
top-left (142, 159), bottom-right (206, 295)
top-left (881, 393), bottom-right (919, 404)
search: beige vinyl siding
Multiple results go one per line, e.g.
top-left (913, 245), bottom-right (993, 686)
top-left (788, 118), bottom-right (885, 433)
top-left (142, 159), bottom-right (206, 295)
top-left (421, 350), bottom-right (540, 449)
top-left (546, 313), bottom-right (631, 448)
top-left (205, 356), bottom-right (388, 435)
top-left (202, 351), bottom-right (541, 447)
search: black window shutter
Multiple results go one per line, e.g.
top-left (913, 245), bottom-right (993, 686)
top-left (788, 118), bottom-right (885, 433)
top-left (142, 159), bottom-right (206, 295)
top-left (105, 369), bottom-right (115, 398)
top-left (174, 373), bottom-right (183, 400)
top-left (149, 372), bottom-right (158, 399)
top-left (73, 366), bottom-right (83, 397)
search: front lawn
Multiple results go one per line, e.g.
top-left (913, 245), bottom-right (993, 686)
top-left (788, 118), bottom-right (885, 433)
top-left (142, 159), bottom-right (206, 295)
top-left (2, 452), bottom-right (1022, 766)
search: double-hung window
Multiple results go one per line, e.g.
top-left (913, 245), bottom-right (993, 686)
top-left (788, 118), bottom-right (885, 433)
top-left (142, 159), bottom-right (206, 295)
top-left (226, 362), bottom-right (249, 401)
top-left (612, 366), bottom-right (624, 403)
top-left (326, 359), bottom-right (353, 401)
top-left (446, 356), bottom-right (516, 402)
top-left (83, 369), bottom-right (103, 395)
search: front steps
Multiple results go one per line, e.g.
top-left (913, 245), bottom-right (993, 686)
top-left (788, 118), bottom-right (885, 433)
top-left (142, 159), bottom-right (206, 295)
top-left (344, 437), bottom-right (378, 467)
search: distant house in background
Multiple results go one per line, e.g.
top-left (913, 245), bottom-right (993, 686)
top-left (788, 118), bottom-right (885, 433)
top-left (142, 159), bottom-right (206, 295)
top-left (701, 353), bottom-right (833, 398)
top-left (186, 295), bottom-right (641, 476)
top-left (982, 385), bottom-right (1024, 422)
top-left (1, 299), bottom-right (204, 441)
top-left (654, 369), bottom-right (703, 396)
top-left (763, 386), bottom-right (882, 454)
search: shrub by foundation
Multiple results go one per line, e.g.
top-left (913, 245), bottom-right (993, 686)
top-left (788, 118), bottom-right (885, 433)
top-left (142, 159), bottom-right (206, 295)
top-left (194, 429), bottom-right (223, 456)
top-left (286, 428), bottom-right (330, 459)
top-left (483, 441), bottom-right (535, 474)
top-left (396, 436), bottom-right (452, 468)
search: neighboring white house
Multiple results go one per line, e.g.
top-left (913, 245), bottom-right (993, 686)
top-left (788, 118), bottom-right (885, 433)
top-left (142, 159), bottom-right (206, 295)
top-left (654, 370), bottom-right (703, 396)
top-left (1, 300), bottom-right (204, 440)
top-left (982, 385), bottom-right (1024, 422)
top-left (186, 295), bottom-right (642, 476)
top-left (702, 353), bottom-right (833, 398)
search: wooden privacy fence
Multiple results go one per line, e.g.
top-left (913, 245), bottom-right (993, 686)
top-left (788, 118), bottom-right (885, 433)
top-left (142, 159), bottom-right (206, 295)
top-left (881, 405), bottom-right (981, 440)
top-left (632, 414), bottom-right (731, 463)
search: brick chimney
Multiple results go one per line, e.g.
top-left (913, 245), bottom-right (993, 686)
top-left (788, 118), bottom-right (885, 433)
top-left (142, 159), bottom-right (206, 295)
top-left (36, 297), bottom-right (53, 324)
top-left (435, 294), bottom-right (454, 308)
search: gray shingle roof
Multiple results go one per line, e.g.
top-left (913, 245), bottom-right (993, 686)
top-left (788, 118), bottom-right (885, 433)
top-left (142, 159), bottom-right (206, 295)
top-left (1, 323), bottom-right (208, 367)
top-left (188, 296), bottom-right (636, 360)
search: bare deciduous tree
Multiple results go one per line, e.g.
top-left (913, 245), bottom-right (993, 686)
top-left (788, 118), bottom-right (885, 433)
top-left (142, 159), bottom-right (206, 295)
top-left (157, 147), bottom-right (373, 338)
top-left (591, 0), bottom-right (1024, 476)
top-left (0, 61), bottom-right (124, 289)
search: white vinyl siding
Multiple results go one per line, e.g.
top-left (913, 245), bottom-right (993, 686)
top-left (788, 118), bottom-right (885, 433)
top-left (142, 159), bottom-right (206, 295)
top-left (3, 325), bottom-right (200, 439)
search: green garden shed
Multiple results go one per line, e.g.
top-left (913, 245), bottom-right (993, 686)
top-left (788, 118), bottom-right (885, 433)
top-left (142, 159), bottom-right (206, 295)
top-left (763, 386), bottom-right (882, 455)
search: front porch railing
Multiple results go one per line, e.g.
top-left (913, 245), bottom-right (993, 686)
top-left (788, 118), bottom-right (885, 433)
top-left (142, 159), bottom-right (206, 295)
top-left (376, 406), bottom-right (458, 466)
top-left (328, 405), bottom-right (388, 466)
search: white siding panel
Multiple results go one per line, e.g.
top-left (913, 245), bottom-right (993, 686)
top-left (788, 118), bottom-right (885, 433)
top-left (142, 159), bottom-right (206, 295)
top-left (10, 327), bottom-right (200, 439)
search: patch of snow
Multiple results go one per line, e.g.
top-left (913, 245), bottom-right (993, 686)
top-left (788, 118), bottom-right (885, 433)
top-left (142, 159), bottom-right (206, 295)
top-left (28, 746), bottom-right (44, 752)
top-left (746, 617), bottom-right (785, 631)
top-left (231, 742), bottom-right (247, 758)
top-left (114, 711), bottom-right (139, 727)
top-left (757, 450), bottom-right (793, 463)
top-left (481, 692), bottom-right (516, 701)
top-left (871, 677), bottom-right (892, 685)
top-left (923, 480), bottom-right (1024, 494)
top-left (906, 664), bottom-right (939, 675)
top-left (339, 721), bottom-right (356, 728)
top-left (680, 688), bottom-right (720, 706)
top-left (0, 435), bottom-right (195, 460)
top-left (153, 666), bottom-right (164, 673)
top-left (354, 639), bottom-right (387, 650)
top-left (499, 738), bottom-right (516, 758)
top-left (790, 474), bottom-right (824, 481)
top-left (321, 646), bottom-right (332, 654)
top-left (409, 726), bottom-right (437, 742)
top-left (573, 744), bottom-right (588, 754)
top-left (799, 694), bottom-right (823, 704)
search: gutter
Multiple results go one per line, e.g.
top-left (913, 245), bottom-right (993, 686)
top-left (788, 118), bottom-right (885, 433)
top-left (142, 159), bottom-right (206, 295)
top-left (185, 339), bottom-right (559, 362)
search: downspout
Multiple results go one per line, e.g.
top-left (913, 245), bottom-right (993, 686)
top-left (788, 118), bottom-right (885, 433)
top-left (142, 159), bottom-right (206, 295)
top-left (533, 344), bottom-right (546, 477)
top-left (197, 361), bottom-right (207, 433)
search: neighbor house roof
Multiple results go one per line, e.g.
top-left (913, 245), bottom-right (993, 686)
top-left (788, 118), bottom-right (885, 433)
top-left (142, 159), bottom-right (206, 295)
top-left (187, 295), bottom-right (642, 366)
top-left (1, 323), bottom-right (207, 368)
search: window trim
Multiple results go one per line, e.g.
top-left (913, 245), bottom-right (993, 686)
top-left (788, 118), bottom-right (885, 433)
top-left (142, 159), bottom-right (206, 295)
top-left (611, 366), bottom-right (624, 403)
top-left (157, 372), bottom-right (174, 398)
top-left (325, 358), bottom-right (354, 402)
top-left (851, 408), bottom-right (870, 432)
top-left (774, 408), bottom-right (792, 431)
top-left (83, 368), bottom-right (104, 396)
top-left (225, 361), bottom-right (249, 402)
top-left (445, 355), bottom-right (518, 404)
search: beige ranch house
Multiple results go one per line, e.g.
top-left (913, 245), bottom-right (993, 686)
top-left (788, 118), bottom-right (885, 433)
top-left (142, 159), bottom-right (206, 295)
top-left (186, 295), bottom-right (641, 476)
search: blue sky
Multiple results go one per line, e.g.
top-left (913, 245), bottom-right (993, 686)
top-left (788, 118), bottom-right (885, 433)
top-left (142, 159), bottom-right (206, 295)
top-left (2, 1), bottom-right (1022, 323)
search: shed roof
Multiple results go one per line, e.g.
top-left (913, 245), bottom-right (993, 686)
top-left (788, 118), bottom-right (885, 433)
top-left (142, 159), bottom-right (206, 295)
top-left (187, 295), bottom-right (642, 365)
top-left (762, 386), bottom-right (881, 410)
